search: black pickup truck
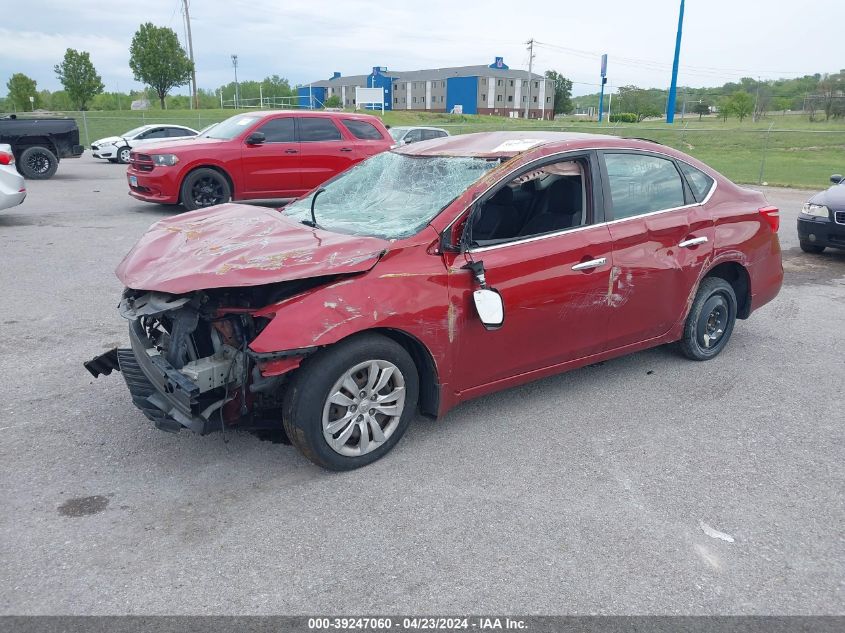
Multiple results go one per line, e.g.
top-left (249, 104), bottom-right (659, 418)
top-left (0, 114), bottom-right (85, 179)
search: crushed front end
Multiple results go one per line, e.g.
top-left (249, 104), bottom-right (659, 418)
top-left (86, 284), bottom-right (316, 436)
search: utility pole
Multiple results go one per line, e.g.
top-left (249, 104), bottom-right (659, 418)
top-left (182, 0), bottom-right (198, 109)
top-left (753, 76), bottom-right (761, 122)
top-left (666, 0), bottom-right (685, 123)
top-left (231, 54), bottom-right (239, 108)
top-left (524, 38), bottom-right (534, 119)
top-left (681, 88), bottom-right (688, 120)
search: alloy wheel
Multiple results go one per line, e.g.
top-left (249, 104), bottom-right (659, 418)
top-left (322, 360), bottom-right (406, 457)
top-left (190, 175), bottom-right (225, 207)
top-left (27, 152), bottom-right (51, 174)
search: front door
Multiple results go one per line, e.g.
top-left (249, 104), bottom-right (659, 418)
top-left (445, 152), bottom-right (616, 392)
top-left (240, 115), bottom-right (301, 196)
top-left (599, 151), bottom-right (715, 350)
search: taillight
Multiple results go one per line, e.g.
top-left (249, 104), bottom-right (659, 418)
top-left (759, 206), bottom-right (779, 232)
top-left (0, 151), bottom-right (14, 166)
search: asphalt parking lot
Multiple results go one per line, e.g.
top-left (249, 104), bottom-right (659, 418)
top-left (0, 155), bottom-right (843, 615)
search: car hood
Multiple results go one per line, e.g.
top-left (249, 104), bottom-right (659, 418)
top-left (115, 203), bottom-right (389, 294)
top-left (809, 184), bottom-right (845, 211)
top-left (93, 136), bottom-right (122, 145)
top-left (135, 137), bottom-right (227, 154)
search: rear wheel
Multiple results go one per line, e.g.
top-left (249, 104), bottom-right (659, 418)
top-left (678, 277), bottom-right (737, 361)
top-left (18, 146), bottom-right (58, 179)
top-left (282, 333), bottom-right (419, 470)
top-left (179, 168), bottom-right (232, 211)
top-left (799, 241), bottom-right (825, 254)
top-left (117, 146), bottom-right (131, 164)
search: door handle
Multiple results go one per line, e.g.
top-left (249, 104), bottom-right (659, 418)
top-left (571, 257), bottom-right (607, 271)
top-left (678, 236), bottom-right (708, 248)
top-left (284, 149), bottom-right (298, 154)
top-left (339, 147), bottom-right (353, 152)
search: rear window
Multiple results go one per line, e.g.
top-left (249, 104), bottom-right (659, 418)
top-left (299, 118), bottom-right (342, 142)
top-left (342, 119), bottom-right (384, 140)
top-left (679, 162), bottom-right (715, 202)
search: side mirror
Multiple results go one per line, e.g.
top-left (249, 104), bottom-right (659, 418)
top-left (831, 174), bottom-right (843, 184)
top-left (473, 288), bottom-right (505, 330)
top-left (246, 132), bottom-right (265, 145)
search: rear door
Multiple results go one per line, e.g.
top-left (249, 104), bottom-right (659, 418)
top-left (599, 150), bottom-right (715, 349)
top-left (340, 118), bottom-right (391, 159)
top-left (240, 115), bottom-right (301, 196)
top-left (297, 116), bottom-right (357, 191)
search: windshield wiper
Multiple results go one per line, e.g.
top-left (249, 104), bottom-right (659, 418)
top-left (301, 188), bottom-right (325, 229)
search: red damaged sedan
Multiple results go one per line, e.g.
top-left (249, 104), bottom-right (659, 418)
top-left (126, 110), bottom-right (392, 210)
top-left (87, 132), bottom-right (783, 470)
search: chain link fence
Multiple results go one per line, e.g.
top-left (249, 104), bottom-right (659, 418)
top-left (48, 111), bottom-right (845, 190)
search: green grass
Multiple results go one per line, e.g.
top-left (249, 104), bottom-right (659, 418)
top-left (23, 108), bottom-right (844, 189)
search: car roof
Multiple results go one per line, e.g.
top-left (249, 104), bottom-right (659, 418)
top-left (393, 131), bottom-right (620, 158)
top-left (238, 110), bottom-right (383, 121)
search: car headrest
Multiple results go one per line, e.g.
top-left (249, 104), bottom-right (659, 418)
top-left (549, 178), bottom-right (582, 215)
top-left (490, 186), bottom-right (514, 205)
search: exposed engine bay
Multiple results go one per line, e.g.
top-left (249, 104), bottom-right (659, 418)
top-left (86, 278), bottom-right (334, 437)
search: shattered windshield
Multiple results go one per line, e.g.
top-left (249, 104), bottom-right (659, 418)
top-left (284, 151), bottom-right (499, 239)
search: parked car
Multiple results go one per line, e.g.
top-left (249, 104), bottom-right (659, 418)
top-left (797, 174), bottom-right (845, 253)
top-left (388, 126), bottom-right (449, 146)
top-left (0, 144), bottom-right (26, 210)
top-left (91, 124), bottom-right (199, 164)
top-left (0, 114), bottom-right (84, 179)
top-left (126, 111), bottom-right (393, 211)
top-left (86, 131), bottom-right (783, 471)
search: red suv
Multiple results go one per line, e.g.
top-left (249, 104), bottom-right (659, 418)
top-left (127, 111), bottom-right (392, 210)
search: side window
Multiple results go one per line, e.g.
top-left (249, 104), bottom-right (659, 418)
top-left (403, 129), bottom-right (423, 144)
top-left (342, 119), bottom-right (384, 140)
top-left (468, 159), bottom-right (588, 245)
top-left (678, 162), bottom-right (715, 202)
top-left (256, 117), bottom-right (296, 142)
top-left (421, 129), bottom-right (440, 141)
top-left (604, 153), bottom-right (685, 220)
top-left (298, 118), bottom-right (342, 142)
top-left (142, 128), bottom-right (168, 139)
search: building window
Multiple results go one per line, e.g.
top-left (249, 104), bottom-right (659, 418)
top-left (413, 96), bottom-right (417, 103)
top-left (394, 97), bottom-right (398, 103)
top-left (534, 81), bottom-right (539, 89)
top-left (497, 94), bottom-right (502, 102)
top-left (352, 99), bottom-right (356, 104)
top-left (533, 96), bottom-right (538, 102)
top-left (546, 96), bottom-right (551, 103)
top-left (497, 79), bottom-right (503, 86)
top-left (393, 84), bottom-right (398, 91)
top-left (509, 80), bottom-right (513, 87)
top-left (522, 96), bottom-right (526, 102)
top-left (440, 95), bottom-right (444, 102)
top-left (522, 80), bottom-right (527, 87)
top-left (508, 95), bottom-right (513, 102)
top-left (402, 97), bottom-right (406, 103)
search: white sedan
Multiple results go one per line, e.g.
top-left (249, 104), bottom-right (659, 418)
top-left (0, 144), bottom-right (26, 211)
top-left (91, 124), bottom-right (199, 164)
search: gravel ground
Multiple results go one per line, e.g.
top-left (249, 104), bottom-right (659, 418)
top-left (0, 156), bottom-right (843, 615)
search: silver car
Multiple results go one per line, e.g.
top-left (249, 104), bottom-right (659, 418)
top-left (0, 144), bottom-right (26, 211)
top-left (388, 126), bottom-right (450, 147)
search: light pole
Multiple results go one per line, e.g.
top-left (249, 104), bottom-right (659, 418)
top-left (231, 54), bottom-right (239, 108)
top-left (666, 0), bottom-right (685, 123)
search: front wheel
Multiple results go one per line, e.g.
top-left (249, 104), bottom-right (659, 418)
top-left (678, 277), bottom-right (737, 361)
top-left (799, 241), bottom-right (825, 254)
top-left (18, 146), bottom-right (59, 179)
top-left (179, 168), bottom-right (232, 211)
top-left (117, 146), bottom-right (131, 164)
top-left (282, 334), bottom-right (419, 470)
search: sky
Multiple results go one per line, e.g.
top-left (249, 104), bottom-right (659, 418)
top-left (1, 0), bottom-right (841, 98)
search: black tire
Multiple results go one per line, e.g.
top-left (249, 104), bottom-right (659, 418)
top-left (799, 241), bottom-right (825, 254)
top-left (678, 277), bottom-right (737, 361)
top-left (18, 146), bottom-right (59, 179)
top-left (117, 146), bottom-right (131, 164)
top-left (179, 167), bottom-right (232, 211)
top-left (282, 333), bottom-right (419, 471)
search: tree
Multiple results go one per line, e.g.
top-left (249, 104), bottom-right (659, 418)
top-left (6, 73), bottom-right (39, 111)
top-left (545, 70), bottom-right (573, 115)
top-left (728, 92), bottom-right (753, 122)
top-left (773, 97), bottom-right (792, 115)
top-left (54, 48), bottom-right (104, 110)
top-left (615, 85), bottom-right (662, 122)
top-left (692, 101), bottom-right (710, 120)
top-left (817, 72), bottom-right (845, 121)
top-left (324, 95), bottom-right (342, 108)
top-left (129, 23), bottom-right (193, 109)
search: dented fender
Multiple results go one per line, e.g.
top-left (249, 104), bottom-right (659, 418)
top-left (249, 228), bottom-right (453, 385)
